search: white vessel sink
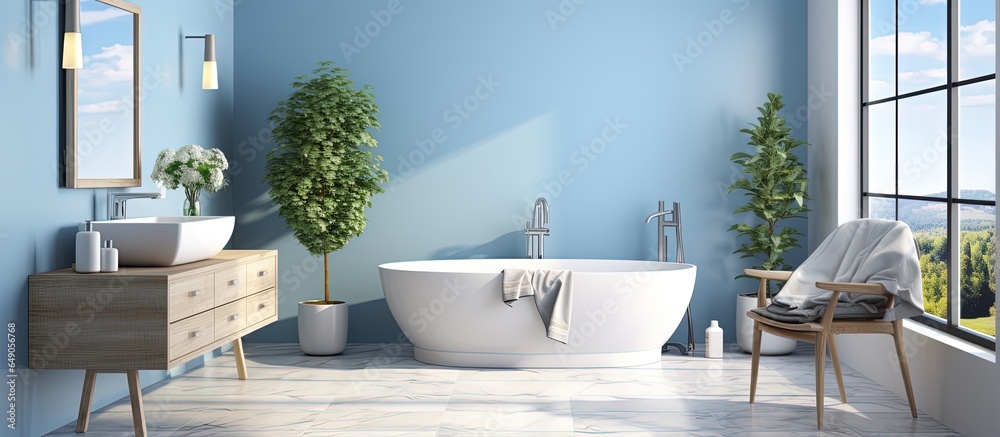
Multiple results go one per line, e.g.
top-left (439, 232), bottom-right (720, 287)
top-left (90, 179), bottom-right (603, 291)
top-left (91, 216), bottom-right (235, 267)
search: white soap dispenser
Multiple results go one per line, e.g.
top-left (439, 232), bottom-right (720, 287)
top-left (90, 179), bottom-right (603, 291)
top-left (75, 221), bottom-right (101, 273)
top-left (101, 240), bottom-right (118, 273)
top-left (705, 320), bottom-right (724, 359)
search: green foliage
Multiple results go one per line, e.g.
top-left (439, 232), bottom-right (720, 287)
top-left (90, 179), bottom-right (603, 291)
top-left (263, 61), bottom-right (389, 302)
top-left (919, 229), bottom-right (996, 322)
top-left (728, 93), bottom-right (810, 294)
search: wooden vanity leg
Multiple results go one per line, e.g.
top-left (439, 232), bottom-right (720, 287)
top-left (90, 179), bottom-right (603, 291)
top-left (126, 370), bottom-right (147, 437)
top-left (233, 337), bottom-right (248, 380)
top-left (76, 370), bottom-right (98, 433)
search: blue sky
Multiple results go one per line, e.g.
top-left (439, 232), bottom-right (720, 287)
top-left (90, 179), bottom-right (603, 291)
top-left (76, 0), bottom-right (135, 179)
top-left (868, 0), bottom-right (996, 197)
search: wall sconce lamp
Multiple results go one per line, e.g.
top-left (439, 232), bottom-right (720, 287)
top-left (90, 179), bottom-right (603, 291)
top-left (62, 0), bottom-right (83, 69)
top-left (185, 34), bottom-right (218, 89)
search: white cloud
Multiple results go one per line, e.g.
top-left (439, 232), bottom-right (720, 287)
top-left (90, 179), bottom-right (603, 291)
top-left (870, 79), bottom-right (892, 93)
top-left (961, 93), bottom-right (996, 107)
top-left (960, 20), bottom-right (995, 57)
top-left (80, 8), bottom-right (130, 26)
top-left (870, 31), bottom-right (946, 60)
top-left (898, 68), bottom-right (947, 84)
top-left (79, 100), bottom-right (127, 114)
top-left (904, 104), bottom-right (940, 112)
top-left (80, 44), bottom-right (133, 87)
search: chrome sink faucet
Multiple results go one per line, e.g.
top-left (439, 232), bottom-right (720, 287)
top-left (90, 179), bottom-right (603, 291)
top-left (525, 197), bottom-right (550, 259)
top-left (108, 191), bottom-right (164, 220)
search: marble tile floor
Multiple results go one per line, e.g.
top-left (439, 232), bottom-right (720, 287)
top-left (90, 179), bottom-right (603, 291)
top-left (46, 343), bottom-right (960, 436)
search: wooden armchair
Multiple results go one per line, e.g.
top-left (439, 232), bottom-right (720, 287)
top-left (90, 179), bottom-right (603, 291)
top-left (744, 268), bottom-right (917, 430)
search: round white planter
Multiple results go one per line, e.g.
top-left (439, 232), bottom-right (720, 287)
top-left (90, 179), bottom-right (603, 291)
top-left (735, 293), bottom-right (797, 355)
top-left (298, 300), bottom-right (348, 356)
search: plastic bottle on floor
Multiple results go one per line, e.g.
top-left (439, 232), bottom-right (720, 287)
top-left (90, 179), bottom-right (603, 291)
top-left (705, 320), bottom-right (723, 359)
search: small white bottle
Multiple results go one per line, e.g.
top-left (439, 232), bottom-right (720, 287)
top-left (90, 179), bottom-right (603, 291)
top-left (705, 320), bottom-right (724, 359)
top-left (75, 221), bottom-right (101, 273)
top-left (101, 240), bottom-right (118, 273)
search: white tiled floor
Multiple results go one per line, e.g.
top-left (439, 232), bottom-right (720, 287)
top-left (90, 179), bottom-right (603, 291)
top-left (47, 343), bottom-right (960, 436)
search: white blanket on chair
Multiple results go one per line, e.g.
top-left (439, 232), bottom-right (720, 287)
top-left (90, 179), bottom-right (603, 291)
top-left (772, 219), bottom-right (924, 321)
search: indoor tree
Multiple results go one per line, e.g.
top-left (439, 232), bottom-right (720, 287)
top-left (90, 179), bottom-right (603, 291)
top-left (264, 61), bottom-right (389, 354)
top-left (728, 91), bottom-right (810, 293)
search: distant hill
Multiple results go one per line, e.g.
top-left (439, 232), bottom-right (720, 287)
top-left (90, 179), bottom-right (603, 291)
top-left (924, 190), bottom-right (996, 202)
top-left (893, 190), bottom-right (995, 234)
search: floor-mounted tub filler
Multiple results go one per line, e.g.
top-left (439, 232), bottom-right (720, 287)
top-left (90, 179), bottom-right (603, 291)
top-left (379, 258), bottom-right (696, 368)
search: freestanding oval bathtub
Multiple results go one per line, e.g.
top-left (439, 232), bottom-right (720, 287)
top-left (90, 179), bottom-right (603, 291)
top-left (379, 259), bottom-right (697, 368)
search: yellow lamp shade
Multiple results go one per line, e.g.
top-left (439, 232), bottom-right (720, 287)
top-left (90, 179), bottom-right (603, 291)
top-left (202, 61), bottom-right (219, 90)
top-left (62, 32), bottom-right (82, 69)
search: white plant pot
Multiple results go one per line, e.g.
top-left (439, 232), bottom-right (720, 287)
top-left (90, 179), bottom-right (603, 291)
top-left (298, 300), bottom-right (348, 356)
top-left (735, 293), bottom-right (797, 355)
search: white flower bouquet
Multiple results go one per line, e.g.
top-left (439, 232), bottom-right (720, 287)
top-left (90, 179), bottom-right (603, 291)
top-left (151, 144), bottom-right (229, 215)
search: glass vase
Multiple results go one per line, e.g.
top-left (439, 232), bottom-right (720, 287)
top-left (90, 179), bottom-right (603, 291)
top-left (183, 188), bottom-right (201, 216)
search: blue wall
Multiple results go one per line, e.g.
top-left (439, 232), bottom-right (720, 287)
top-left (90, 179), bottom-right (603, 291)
top-left (0, 1), bottom-right (232, 435)
top-left (233, 0), bottom-right (809, 344)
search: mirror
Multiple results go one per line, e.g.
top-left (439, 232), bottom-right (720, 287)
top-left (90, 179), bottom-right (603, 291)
top-left (65, 0), bottom-right (141, 188)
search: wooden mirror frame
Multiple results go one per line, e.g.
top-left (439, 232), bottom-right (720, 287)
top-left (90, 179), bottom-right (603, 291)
top-left (64, 0), bottom-right (141, 188)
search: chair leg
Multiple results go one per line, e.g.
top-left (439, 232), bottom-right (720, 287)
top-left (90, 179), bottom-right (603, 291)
top-left (815, 332), bottom-right (828, 430)
top-left (892, 320), bottom-right (918, 418)
top-left (828, 333), bottom-right (847, 403)
top-left (749, 321), bottom-right (763, 404)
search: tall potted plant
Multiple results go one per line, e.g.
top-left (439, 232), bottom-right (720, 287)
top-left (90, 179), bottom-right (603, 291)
top-left (264, 61), bottom-right (389, 356)
top-left (728, 92), bottom-right (809, 355)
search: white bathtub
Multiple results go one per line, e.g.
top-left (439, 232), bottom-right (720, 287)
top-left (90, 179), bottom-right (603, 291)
top-left (378, 259), bottom-right (697, 368)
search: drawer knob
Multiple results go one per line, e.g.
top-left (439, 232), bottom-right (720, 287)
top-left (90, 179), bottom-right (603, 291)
top-left (257, 271), bottom-right (268, 277)
top-left (189, 330), bottom-right (202, 339)
top-left (258, 303), bottom-right (267, 310)
top-left (230, 314), bottom-right (240, 321)
top-left (228, 279), bottom-right (240, 286)
top-left (189, 290), bottom-right (202, 297)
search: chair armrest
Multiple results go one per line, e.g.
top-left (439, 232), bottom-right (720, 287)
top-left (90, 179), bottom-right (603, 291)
top-left (743, 269), bottom-right (793, 281)
top-left (815, 281), bottom-right (890, 296)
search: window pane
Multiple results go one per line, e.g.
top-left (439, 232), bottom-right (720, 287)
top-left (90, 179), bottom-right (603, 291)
top-left (898, 0), bottom-right (947, 95)
top-left (958, 80), bottom-right (996, 201)
top-left (959, 0), bottom-right (997, 80)
top-left (869, 0), bottom-right (897, 101)
top-left (868, 196), bottom-right (897, 220)
top-left (959, 205), bottom-right (996, 338)
top-left (900, 199), bottom-right (948, 320)
top-left (868, 102), bottom-right (896, 195)
top-left (898, 91), bottom-right (947, 197)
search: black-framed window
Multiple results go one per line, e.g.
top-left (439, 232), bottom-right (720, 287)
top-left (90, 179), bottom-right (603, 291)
top-left (862, 0), bottom-right (996, 350)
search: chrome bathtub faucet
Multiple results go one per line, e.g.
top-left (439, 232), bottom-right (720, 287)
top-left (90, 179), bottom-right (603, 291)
top-left (645, 200), bottom-right (694, 356)
top-left (525, 197), bottom-right (549, 259)
top-left (108, 191), bottom-right (164, 220)
top-left (644, 200), bottom-right (684, 265)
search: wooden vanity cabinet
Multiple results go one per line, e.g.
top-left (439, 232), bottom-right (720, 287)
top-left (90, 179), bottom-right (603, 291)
top-left (29, 250), bottom-right (278, 436)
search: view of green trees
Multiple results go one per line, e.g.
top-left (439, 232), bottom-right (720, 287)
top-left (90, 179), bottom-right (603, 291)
top-left (881, 195), bottom-right (997, 338)
top-left (916, 226), bottom-right (996, 337)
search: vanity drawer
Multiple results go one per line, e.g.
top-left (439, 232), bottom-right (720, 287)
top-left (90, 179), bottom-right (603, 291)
top-left (168, 311), bottom-right (215, 359)
top-left (246, 256), bottom-right (276, 293)
top-left (214, 265), bottom-right (247, 306)
top-left (246, 288), bottom-right (276, 327)
top-left (215, 299), bottom-right (247, 341)
top-left (168, 274), bottom-right (215, 322)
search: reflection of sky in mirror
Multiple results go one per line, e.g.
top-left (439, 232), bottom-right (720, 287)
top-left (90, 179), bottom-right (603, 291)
top-left (77, 0), bottom-right (134, 180)
top-left (867, 0), bottom-right (996, 198)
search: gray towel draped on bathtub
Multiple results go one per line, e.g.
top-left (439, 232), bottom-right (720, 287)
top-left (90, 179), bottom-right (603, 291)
top-left (502, 269), bottom-right (573, 344)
